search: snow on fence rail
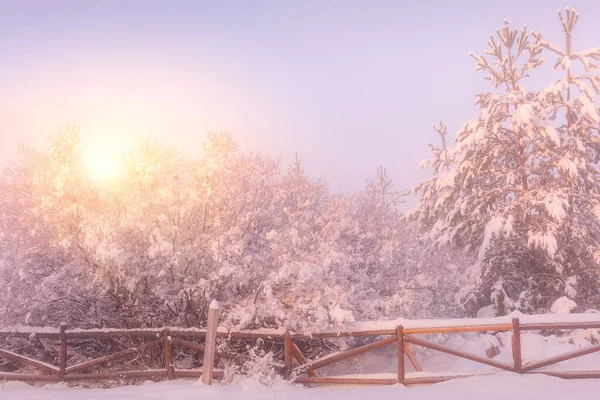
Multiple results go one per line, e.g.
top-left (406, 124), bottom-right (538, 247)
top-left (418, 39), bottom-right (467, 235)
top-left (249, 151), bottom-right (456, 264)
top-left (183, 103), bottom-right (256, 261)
top-left (1, 311), bottom-right (600, 386)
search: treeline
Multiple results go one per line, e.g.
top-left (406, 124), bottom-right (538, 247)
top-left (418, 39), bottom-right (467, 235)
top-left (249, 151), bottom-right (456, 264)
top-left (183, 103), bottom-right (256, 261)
top-left (0, 130), bottom-right (469, 331)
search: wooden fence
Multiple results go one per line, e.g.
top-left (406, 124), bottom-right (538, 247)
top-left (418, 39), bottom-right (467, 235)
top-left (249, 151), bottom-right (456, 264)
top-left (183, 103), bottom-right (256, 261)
top-left (0, 302), bottom-right (224, 384)
top-left (1, 310), bottom-right (600, 386)
top-left (289, 317), bottom-right (600, 385)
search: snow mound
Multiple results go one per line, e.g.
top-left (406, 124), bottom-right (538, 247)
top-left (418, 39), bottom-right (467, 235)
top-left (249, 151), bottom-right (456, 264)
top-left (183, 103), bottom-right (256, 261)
top-left (550, 297), bottom-right (577, 314)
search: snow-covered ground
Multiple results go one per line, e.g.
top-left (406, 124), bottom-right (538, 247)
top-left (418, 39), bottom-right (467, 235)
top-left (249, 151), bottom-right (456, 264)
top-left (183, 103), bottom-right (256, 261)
top-left (1, 374), bottom-right (598, 400)
top-left (2, 330), bottom-right (599, 399)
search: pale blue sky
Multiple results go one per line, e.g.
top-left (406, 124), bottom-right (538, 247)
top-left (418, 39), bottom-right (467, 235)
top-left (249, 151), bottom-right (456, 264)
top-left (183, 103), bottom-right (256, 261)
top-left (1, 0), bottom-right (599, 196)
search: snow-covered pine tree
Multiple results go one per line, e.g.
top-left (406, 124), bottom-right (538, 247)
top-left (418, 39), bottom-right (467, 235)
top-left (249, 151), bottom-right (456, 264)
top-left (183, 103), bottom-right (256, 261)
top-left (410, 8), bottom-right (600, 314)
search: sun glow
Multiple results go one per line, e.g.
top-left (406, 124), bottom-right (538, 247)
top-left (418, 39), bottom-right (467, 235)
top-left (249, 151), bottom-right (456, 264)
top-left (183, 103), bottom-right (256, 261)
top-left (82, 146), bottom-right (123, 183)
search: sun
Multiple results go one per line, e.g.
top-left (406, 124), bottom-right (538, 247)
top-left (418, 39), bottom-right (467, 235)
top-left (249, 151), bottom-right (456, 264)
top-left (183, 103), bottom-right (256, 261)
top-left (81, 147), bottom-right (123, 183)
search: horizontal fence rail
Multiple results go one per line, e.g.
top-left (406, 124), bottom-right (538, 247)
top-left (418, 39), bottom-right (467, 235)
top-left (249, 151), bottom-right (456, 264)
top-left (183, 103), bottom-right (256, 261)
top-left (1, 312), bottom-right (600, 386)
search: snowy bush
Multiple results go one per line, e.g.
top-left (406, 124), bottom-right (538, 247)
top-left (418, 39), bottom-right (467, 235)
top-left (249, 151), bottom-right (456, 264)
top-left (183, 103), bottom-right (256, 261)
top-left (1, 130), bottom-right (440, 331)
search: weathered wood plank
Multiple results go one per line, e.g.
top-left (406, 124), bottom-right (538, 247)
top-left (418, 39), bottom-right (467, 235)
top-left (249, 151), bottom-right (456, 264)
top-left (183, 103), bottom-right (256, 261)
top-left (201, 301), bottom-right (220, 385)
top-left (397, 326), bottom-right (404, 384)
top-left (290, 342), bottom-right (316, 377)
top-left (294, 376), bottom-right (397, 385)
top-left (65, 340), bottom-right (162, 374)
top-left (296, 335), bottom-right (397, 373)
top-left (404, 336), bottom-right (513, 372)
top-left (172, 369), bottom-right (225, 379)
top-left (521, 322), bottom-right (600, 331)
top-left (512, 318), bottom-right (522, 374)
top-left (171, 337), bottom-right (205, 352)
top-left (405, 374), bottom-right (482, 385)
top-left (405, 324), bottom-right (513, 335)
top-left (164, 329), bottom-right (173, 380)
top-left (0, 373), bottom-right (60, 382)
top-left (522, 344), bottom-right (600, 372)
top-left (59, 323), bottom-right (67, 380)
top-left (291, 330), bottom-right (396, 339)
top-left (404, 343), bottom-right (422, 372)
top-left (66, 331), bottom-right (161, 339)
top-left (64, 370), bottom-right (167, 381)
top-left (283, 332), bottom-right (293, 379)
top-left (0, 348), bottom-right (59, 375)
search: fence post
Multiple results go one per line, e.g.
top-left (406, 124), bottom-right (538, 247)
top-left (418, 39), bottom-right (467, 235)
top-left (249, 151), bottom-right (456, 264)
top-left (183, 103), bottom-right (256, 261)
top-left (512, 317), bottom-right (522, 374)
top-left (163, 328), bottom-right (173, 380)
top-left (59, 323), bottom-right (67, 381)
top-left (283, 331), bottom-right (293, 379)
top-left (201, 300), bottom-right (220, 385)
top-left (397, 325), bottom-right (405, 385)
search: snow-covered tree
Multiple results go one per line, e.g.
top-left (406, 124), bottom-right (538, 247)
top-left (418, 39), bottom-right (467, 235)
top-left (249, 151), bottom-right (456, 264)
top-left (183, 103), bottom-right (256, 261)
top-left (1, 129), bottom-right (421, 331)
top-left (410, 8), bottom-right (600, 314)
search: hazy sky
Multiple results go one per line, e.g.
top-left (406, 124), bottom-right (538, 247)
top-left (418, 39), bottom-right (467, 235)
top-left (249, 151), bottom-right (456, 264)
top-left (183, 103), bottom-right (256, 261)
top-left (2, 0), bottom-right (600, 196)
